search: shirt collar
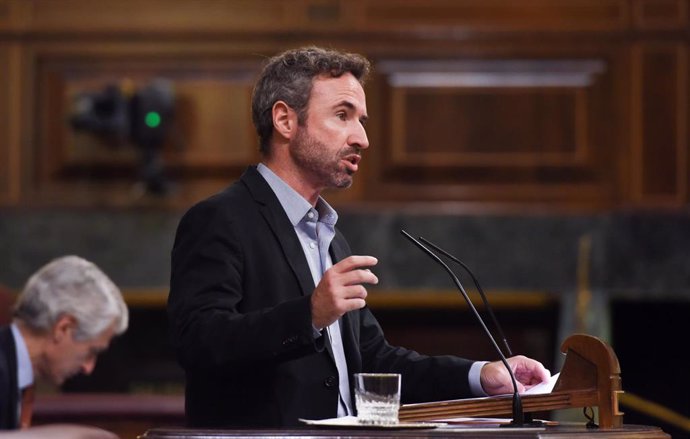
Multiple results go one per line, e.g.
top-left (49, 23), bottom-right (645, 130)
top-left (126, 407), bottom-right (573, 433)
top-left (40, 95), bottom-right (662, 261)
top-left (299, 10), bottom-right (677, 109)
top-left (257, 163), bottom-right (338, 227)
top-left (10, 323), bottom-right (33, 390)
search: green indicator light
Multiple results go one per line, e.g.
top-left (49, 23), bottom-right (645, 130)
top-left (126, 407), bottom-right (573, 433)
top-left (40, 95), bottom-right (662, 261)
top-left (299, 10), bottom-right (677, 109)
top-left (145, 111), bottom-right (161, 128)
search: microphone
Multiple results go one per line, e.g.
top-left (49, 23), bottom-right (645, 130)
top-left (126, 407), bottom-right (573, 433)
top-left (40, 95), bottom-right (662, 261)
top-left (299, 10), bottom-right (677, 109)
top-left (419, 236), bottom-right (513, 357)
top-left (400, 229), bottom-right (530, 427)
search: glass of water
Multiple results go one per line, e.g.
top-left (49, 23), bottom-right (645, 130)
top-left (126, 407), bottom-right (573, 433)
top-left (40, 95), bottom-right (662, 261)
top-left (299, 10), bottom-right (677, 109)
top-left (354, 373), bottom-right (401, 425)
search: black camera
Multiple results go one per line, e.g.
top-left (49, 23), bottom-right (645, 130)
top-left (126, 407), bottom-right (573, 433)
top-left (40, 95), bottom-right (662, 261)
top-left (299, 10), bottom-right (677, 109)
top-left (70, 79), bottom-right (175, 195)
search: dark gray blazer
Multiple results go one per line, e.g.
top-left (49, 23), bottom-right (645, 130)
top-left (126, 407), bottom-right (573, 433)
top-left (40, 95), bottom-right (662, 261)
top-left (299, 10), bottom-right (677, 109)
top-left (0, 326), bottom-right (19, 430)
top-left (168, 166), bottom-right (474, 428)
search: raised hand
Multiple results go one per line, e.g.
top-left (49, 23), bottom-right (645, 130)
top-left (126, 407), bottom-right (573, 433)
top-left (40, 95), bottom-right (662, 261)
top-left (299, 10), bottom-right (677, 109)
top-left (311, 255), bottom-right (378, 329)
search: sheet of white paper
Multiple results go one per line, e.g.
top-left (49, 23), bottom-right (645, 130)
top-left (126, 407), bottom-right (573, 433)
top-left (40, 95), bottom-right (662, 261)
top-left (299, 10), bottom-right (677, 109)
top-left (524, 372), bottom-right (560, 395)
top-left (298, 416), bottom-right (446, 429)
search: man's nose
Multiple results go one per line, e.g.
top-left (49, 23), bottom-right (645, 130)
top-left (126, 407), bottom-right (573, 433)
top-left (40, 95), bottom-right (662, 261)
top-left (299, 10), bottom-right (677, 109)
top-left (349, 122), bottom-right (369, 150)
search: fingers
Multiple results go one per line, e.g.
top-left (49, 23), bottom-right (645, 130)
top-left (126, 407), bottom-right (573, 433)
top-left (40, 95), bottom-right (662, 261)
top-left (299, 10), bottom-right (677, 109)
top-left (331, 255), bottom-right (378, 274)
top-left (511, 356), bottom-right (549, 377)
top-left (323, 255), bottom-right (379, 292)
top-left (339, 296), bottom-right (367, 312)
top-left (508, 355), bottom-right (551, 387)
top-left (481, 355), bottom-right (551, 396)
top-left (338, 267), bottom-right (379, 288)
top-left (311, 255), bottom-right (379, 329)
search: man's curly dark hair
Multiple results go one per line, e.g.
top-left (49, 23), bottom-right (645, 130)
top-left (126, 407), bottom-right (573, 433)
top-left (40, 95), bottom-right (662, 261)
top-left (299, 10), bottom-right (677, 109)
top-left (251, 46), bottom-right (371, 155)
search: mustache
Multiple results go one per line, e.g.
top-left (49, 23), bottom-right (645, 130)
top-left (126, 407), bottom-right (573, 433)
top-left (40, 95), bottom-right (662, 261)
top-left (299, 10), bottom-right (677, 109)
top-left (340, 146), bottom-right (362, 157)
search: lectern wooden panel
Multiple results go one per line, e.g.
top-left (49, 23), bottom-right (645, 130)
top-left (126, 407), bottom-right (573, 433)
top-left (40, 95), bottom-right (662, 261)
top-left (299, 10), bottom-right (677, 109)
top-left (399, 334), bottom-right (623, 428)
top-left (141, 334), bottom-right (669, 439)
top-left (141, 424), bottom-right (668, 439)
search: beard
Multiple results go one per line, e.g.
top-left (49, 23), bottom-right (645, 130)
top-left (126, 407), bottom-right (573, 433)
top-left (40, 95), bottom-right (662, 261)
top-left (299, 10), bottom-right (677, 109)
top-left (290, 126), bottom-right (358, 190)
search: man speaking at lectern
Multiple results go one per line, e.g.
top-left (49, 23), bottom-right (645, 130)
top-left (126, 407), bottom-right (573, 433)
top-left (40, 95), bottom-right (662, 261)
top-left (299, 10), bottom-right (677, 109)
top-left (168, 46), bottom-right (550, 428)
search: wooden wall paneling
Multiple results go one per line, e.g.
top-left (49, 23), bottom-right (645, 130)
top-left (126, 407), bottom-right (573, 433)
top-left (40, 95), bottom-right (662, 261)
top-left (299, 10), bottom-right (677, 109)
top-left (632, 0), bottom-right (688, 30)
top-left (676, 44), bottom-right (690, 206)
top-left (0, 0), bottom-right (8, 28)
top-left (0, 0), bottom-right (374, 36)
top-left (356, 0), bottom-right (629, 33)
top-left (682, 44), bottom-right (690, 207)
top-left (3, 0), bottom-right (631, 36)
top-left (630, 43), bottom-right (688, 206)
top-left (0, 0), bottom-right (32, 32)
top-left (0, 0), bottom-right (688, 210)
top-left (370, 56), bottom-right (622, 206)
top-left (12, 0), bottom-right (296, 34)
top-left (31, 48), bottom-right (263, 207)
top-left (0, 42), bottom-right (23, 205)
top-left (0, 44), bottom-right (10, 204)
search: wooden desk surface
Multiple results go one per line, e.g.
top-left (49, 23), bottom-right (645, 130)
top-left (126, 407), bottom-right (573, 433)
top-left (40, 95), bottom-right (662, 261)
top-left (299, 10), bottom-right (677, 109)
top-left (141, 424), bottom-right (669, 439)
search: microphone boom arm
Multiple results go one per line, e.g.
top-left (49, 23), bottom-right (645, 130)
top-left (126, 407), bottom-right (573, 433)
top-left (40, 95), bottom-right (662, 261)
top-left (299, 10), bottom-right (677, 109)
top-left (419, 236), bottom-right (513, 357)
top-left (400, 230), bottom-right (526, 426)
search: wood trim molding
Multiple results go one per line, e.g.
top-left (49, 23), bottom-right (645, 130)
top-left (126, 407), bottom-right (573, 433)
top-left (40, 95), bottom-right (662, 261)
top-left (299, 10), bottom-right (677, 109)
top-left (122, 288), bottom-right (556, 309)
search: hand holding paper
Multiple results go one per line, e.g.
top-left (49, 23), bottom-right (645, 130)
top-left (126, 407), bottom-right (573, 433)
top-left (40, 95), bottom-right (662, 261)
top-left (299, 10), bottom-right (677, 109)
top-left (524, 372), bottom-right (560, 395)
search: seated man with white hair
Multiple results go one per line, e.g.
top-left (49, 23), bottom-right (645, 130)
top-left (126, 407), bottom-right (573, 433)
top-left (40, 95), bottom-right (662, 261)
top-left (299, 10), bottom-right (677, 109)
top-left (0, 255), bottom-right (128, 433)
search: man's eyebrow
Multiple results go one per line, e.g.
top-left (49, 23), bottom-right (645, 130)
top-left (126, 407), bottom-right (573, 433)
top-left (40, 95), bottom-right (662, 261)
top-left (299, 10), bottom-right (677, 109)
top-left (335, 100), bottom-right (356, 111)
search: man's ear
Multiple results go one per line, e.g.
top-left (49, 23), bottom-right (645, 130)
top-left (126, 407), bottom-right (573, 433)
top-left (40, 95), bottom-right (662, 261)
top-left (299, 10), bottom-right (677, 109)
top-left (272, 100), bottom-right (297, 141)
top-left (52, 314), bottom-right (76, 343)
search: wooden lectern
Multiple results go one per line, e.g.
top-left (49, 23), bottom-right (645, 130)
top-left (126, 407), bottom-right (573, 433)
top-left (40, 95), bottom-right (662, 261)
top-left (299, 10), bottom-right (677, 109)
top-left (142, 334), bottom-right (670, 439)
top-left (399, 334), bottom-right (623, 427)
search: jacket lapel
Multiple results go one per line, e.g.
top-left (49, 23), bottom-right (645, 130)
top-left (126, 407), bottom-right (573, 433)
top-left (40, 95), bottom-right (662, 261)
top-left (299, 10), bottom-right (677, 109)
top-left (240, 168), bottom-right (336, 360)
top-left (240, 167), bottom-right (315, 297)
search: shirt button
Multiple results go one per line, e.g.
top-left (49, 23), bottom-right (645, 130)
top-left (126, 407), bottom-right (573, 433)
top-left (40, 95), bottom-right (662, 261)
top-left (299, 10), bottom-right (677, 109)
top-left (307, 211), bottom-right (315, 219)
top-left (309, 242), bottom-right (316, 249)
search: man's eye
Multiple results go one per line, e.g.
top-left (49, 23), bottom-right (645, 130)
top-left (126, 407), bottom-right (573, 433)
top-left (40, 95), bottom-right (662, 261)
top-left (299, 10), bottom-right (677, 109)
top-left (337, 112), bottom-right (347, 121)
